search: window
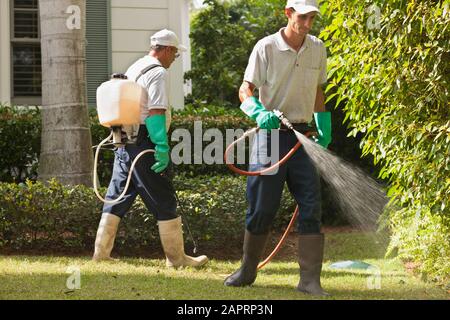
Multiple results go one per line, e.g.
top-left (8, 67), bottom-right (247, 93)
top-left (11, 0), bottom-right (41, 104)
top-left (9, 0), bottom-right (111, 106)
top-left (86, 0), bottom-right (111, 106)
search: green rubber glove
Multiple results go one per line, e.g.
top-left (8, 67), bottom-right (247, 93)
top-left (314, 112), bottom-right (332, 148)
top-left (240, 97), bottom-right (280, 130)
top-left (145, 114), bottom-right (170, 174)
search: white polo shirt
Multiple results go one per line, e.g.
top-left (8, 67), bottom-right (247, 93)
top-left (244, 28), bottom-right (327, 123)
top-left (125, 55), bottom-right (171, 128)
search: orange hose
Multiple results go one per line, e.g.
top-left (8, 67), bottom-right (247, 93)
top-left (224, 128), bottom-right (302, 176)
top-left (224, 128), bottom-right (311, 270)
top-left (257, 206), bottom-right (299, 270)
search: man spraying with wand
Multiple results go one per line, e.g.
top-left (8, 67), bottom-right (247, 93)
top-left (224, 0), bottom-right (332, 296)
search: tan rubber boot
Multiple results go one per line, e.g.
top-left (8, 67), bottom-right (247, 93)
top-left (92, 213), bottom-right (121, 262)
top-left (158, 217), bottom-right (208, 268)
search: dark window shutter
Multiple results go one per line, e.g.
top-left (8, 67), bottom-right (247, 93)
top-left (86, 0), bottom-right (110, 106)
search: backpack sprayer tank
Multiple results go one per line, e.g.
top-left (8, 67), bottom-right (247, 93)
top-left (96, 73), bottom-right (147, 147)
top-left (93, 72), bottom-right (152, 205)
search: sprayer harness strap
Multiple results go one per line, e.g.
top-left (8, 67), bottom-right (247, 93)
top-left (135, 64), bottom-right (164, 83)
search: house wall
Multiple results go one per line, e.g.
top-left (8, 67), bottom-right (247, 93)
top-left (110, 0), bottom-right (190, 109)
top-left (1, 0), bottom-right (190, 109)
top-left (0, 0), bottom-right (11, 105)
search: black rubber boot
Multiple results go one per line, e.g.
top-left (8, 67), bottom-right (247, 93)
top-left (224, 230), bottom-right (269, 287)
top-left (297, 233), bottom-right (330, 296)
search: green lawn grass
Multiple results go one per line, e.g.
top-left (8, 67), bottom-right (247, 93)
top-left (0, 231), bottom-right (448, 300)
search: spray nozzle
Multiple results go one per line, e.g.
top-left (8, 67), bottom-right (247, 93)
top-left (273, 109), bottom-right (294, 131)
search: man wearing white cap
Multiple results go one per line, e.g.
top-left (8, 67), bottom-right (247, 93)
top-left (224, 1), bottom-right (331, 296)
top-left (93, 29), bottom-right (208, 269)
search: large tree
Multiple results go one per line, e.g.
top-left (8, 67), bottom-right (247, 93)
top-left (38, 0), bottom-right (93, 186)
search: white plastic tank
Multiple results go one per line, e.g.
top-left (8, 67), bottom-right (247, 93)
top-left (96, 74), bottom-right (147, 128)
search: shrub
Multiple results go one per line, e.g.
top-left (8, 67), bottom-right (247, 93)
top-left (0, 105), bottom-right (41, 183)
top-left (322, 0), bottom-right (450, 284)
top-left (0, 176), bottom-right (310, 254)
top-left (0, 104), bottom-right (255, 183)
top-left (89, 109), bottom-right (116, 186)
top-left (0, 180), bottom-right (102, 250)
top-left (0, 103), bottom-right (350, 226)
top-left (169, 104), bottom-right (255, 176)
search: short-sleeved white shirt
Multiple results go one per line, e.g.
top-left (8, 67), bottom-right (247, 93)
top-left (125, 55), bottom-right (171, 127)
top-left (244, 28), bottom-right (327, 123)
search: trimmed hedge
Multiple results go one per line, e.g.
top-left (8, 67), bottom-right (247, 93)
top-left (0, 103), bottom-right (357, 227)
top-left (0, 104), bottom-right (255, 184)
top-left (0, 103), bottom-right (374, 183)
top-left (0, 106), bottom-right (41, 183)
top-left (169, 104), bottom-right (255, 177)
top-left (0, 176), bottom-right (308, 254)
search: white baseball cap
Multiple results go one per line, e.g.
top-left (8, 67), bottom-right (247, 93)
top-left (285, 0), bottom-right (320, 14)
top-left (150, 29), bottom-right (187, 52)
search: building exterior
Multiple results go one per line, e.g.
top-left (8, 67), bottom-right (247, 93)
top-left (0, 0), bottom-right (191, 109)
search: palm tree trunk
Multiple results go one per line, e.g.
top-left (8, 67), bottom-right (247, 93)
top-left (38, 0), bottom-right (93, 186)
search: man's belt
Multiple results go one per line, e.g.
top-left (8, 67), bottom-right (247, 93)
top-left (279, 122), bottom-right (313, 133)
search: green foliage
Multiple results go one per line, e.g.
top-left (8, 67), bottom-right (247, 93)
top-left (322, 0), bottom-right (450, 284)
top-left (92, 105), bottom-right (256, 182)
top-left (0, 103), bottom-right (348, 226)
top-left (0, 179), bottom-right (102, 250)
top-left (186, 0), bottom-right (287, 106)
top-left (0, 105), bottom-right (41, 183)
top-left (89, 108), bottom-right (116, 186)
top-left (387, 206), bottom-right (450, 284)
top-left (0, 104), bottom-right (255, 182)
top-left (186, 0), bottom-right (255, 106)
top-left (0, 176), bottom-right (306, 253)
top-left (169, 103), bottom-right (255, 176)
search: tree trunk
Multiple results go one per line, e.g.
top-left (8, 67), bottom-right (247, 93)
top-left (38, 0), bottom-right (93, 186)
